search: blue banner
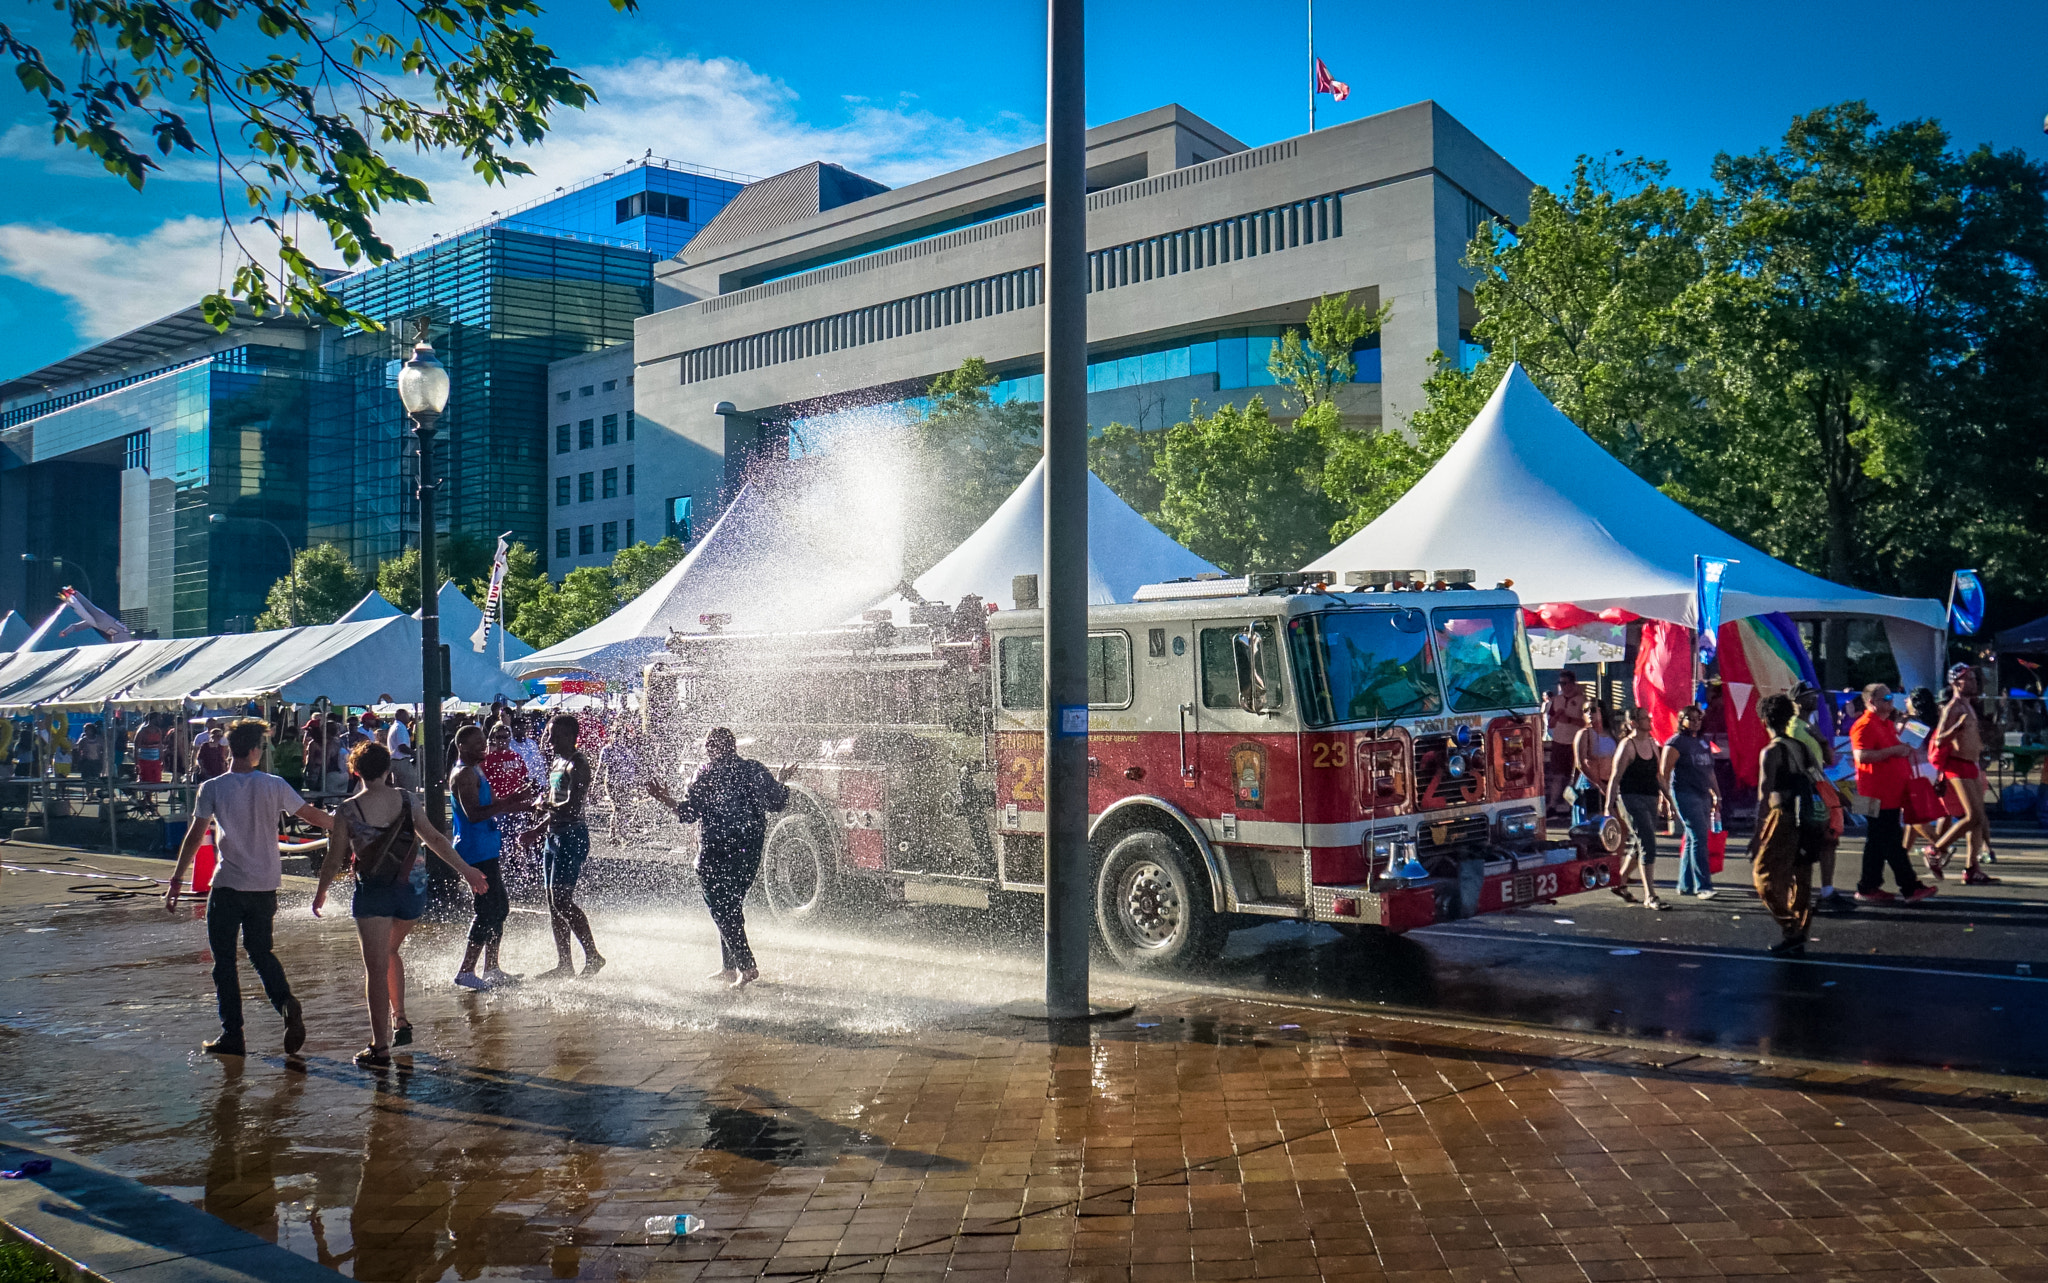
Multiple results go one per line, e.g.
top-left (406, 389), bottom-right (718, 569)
top-left (1950, 569), bottom-right (1986, 635)
top-left (1695, 556), bottom-right (1733, 666)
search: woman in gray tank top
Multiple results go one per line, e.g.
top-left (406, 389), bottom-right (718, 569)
top-left (1660, 705), bottom-right (1722, 899)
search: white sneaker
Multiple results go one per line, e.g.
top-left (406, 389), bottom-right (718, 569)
top-left (453, 972), bottom-right (492, 992)
top-left (1694, 889), bottom-right (1719, 900)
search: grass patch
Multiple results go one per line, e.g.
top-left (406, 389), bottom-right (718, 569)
top-left (0, 1240), bottom-right (59, 1283)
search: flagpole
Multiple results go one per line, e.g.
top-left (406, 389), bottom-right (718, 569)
top-left (1307, 0), bottom-right (1315, 134)
top-left (1944, 571), bottom-right (1958, 634)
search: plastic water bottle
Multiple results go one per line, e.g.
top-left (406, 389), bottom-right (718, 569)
top-left (644, 1214), bottom-right (704, 1237)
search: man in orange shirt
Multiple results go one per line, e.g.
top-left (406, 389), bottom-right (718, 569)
top-left (1850, 683), bottom-right (1936, 904)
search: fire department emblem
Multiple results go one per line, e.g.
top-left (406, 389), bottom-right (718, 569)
top-left (1229, 742), bottom-right (1267, 810)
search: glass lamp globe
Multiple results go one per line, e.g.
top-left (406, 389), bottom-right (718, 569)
top-left (397, 342), bottom-right (451, 417)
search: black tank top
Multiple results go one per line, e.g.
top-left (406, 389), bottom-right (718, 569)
top-left (1618, 742), bottom-right (1661, 796)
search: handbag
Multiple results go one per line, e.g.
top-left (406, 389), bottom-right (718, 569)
top-left (1902, 775), bottom-right (1945, 826)
top-left (348, 794), bottom-right (419, 888)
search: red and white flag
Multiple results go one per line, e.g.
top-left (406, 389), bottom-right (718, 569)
top-left (472, 532), bottom-right (510, 654)
top-left (1313, 57), bottom-right (1349, 102)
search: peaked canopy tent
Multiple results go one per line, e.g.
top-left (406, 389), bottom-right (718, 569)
top-left (868, 458), bottom-right (1222, 621)
top-left (335, 591), bottom-right (404, 623)
top-left (413, 580), bottom-right (533, 661)
top-left (508, 478), bottom-right (919, 679)
top-left (0, 610), bottom-right (29, 651)
top-left (1312, 364), bottom-right (1947, 693)
top-left (1996, 614), bottom-right (2048, 652)
top-left (0, 616), bottom-right (527, 714)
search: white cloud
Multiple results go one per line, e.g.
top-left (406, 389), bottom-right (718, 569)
top-left (0, 54), bottom-right (1042, 341)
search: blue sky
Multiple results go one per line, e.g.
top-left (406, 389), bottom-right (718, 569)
top-left (0, 0), bottom-right (2040, 379)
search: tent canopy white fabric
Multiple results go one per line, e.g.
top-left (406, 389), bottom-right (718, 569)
top-left (0, 616), bottom-right (526, 712)
top-left (335, 590), bottom-right (403, 623)
top-left (413, 580), bottom-right (534, 660)
top-left (0, 610), bottom-right (30, 651)
top-left (867, 458), bottom-right (1221, 622)
top-left (1312, 365), bottom-right (1947, 690)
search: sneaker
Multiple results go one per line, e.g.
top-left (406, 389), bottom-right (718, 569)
top-left (1817, 893), bottom-right (1858, 914)
top-left (453, 972), bottom-right (492, 992)
top-left (1855, 889), bottom-right (1898, 904)
top-left (202, 1032), bottom-right (246, 1057)
top-left (482, 968), bottom-right (523, 987)
top-left (1906, 884), bottom-right (1939, 904)
top-left (1694, 889), bottom-right (1719, 900)
top-left (281, 997), bottom-right (306, 1055)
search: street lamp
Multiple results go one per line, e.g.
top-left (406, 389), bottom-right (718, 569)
top-left (209, 513), bottom-right (298, 626)
top-left (397, 317), bottom-right (452, 828)
top-left (20, 552), bottom-right (94, 601)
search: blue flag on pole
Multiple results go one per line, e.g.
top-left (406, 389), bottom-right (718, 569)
top-left (1695, 556), bottom-right (1733, 665)
top-left (1950, 569), bottom-right (1986, 634)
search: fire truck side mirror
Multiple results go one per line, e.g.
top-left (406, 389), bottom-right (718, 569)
top-left (1232, 629), bottom-right (1269, 715)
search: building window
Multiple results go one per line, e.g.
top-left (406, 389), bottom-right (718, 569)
top-left (578, 419), bottom-right (594, 449)
top-left (626, 518), bottom-right (635, 547)
top-left (625, 464), bottom-right (635, 495)
top-left (123, 430), bottom-right (150, 471)
top-left (625, 410), bottom-right (635, 440)
top-left (602, 467), bottom-right (618, 499)
top-left (668, 495), bottom-right (692, 543)
top-left (578, 472), bottom-right (594, 502)
top-left (556, 527), bottom-right (570, 557)
top-left (578, 525), bottom-right (595, 555)
top-left (555, 424), bottom-right (570, 454)
top-left (556, 390), bottom-right (570, 403)
top-left (602, 521), bottom-right (618, 553)
top-left (556, 476), bottom-right (570, 507)
top-left (615, 191), bottom-right (688, 222)
top-left (602, 379), bottom-right (617, 393)
top-left (579, 385), bottom-right (594, 398)
top-left (601, 413), bottom-right (618, 445)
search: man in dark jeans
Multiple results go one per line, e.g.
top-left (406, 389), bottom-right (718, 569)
top-left (1850, 683), bottom-right (1936, 905)
top-left (165, 718), bottom-right (335, 1055)
top-left (647, 727), bottom-right (792, 990)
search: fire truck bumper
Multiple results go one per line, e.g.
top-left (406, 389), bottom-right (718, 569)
top-left (1316, 845), bottom-right (1623, 934)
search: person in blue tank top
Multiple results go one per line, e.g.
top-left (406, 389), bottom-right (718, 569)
top-left (450, 724), bottom-right (534, 991)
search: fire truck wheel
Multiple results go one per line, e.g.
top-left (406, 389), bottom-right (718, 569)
top-left (1094, 829), bottom-right (1225, 971)
top-left (759, 814), bottom-right (836, 923)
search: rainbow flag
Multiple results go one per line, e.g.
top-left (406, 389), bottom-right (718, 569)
top-left (1715, 612), bottom-right (1821, 787)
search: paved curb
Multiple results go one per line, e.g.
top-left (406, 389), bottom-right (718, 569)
top-left (0, 1119), bottom-right (340, 1282)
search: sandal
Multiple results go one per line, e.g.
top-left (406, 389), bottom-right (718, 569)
top-left (1922, 847), bottom-right (1947, 880)
top-left (1609, 885), bottom-right (1640, 904)
top-left (1964, 867), bottom-right (2001, 886)
top-left (392, 1022), bottom-right (413, 1047)
top-left (1644, 896), bottom-right (1669, 911)
top-left (353, 1045), bottom-right (391, 1068)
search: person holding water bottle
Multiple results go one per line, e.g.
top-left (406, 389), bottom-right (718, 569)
top-left (312, 741), bottom-right (487, 1068)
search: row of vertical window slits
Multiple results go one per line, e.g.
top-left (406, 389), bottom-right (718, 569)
top-left (679, 193), bottom-right (1343, 386)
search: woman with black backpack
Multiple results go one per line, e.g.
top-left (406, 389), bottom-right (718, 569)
top-left (312, 740), bottom-right (487, 1068)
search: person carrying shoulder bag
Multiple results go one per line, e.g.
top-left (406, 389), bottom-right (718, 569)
top-left (1753, 693), bottom-right (1829, 956)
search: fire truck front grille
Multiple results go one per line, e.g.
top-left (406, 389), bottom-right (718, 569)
top-left (1413, 735), bottom-right (1486, 810)
top-left (1418, 814), bottom-right (1490, 851)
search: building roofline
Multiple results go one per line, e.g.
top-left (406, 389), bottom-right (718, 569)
top-left (0, 303), bottom-right (321, 405)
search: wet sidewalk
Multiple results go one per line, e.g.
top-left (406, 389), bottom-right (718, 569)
top-left (6, 856), bottom-right (2048, 1281)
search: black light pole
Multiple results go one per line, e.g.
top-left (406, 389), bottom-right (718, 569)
top-left (1041, 0), bottom-right (1090, 1019)
top-left (397, 318), bottom-right (452, 828)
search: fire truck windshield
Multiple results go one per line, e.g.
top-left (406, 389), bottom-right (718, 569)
top-left (1432, 607), bottom-right (1539, 712)
top-left (1286, 610), bottom-right (1442, 726)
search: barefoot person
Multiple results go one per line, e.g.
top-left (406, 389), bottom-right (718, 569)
top-left (647, 728), bottom-right (793, 989)
top-left (165, 718), bottom-right (333, 1057)
top-left (449, 724), bottom-right (534, 991)
top-left (533, 714), bottom-right (604, 979)
top-left (311, 742), bottom-right (488, 1068)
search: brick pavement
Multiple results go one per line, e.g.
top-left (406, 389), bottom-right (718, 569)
top-left (5, 874), bottom-right (2048, 1280)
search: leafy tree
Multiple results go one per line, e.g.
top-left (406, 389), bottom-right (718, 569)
top-left (1087, 421), bottom-right (1164, 519)
top-left (374, 535), bottom-right (492, 614)
top-left (1, 0), bottom-right (632, 331)
top-left (1153, 397), bottom-right (1336, 575)
top-left (908, 357), bottom-right (1040, 575)
top-left (1322, 355), bottom-right (1473, 540)
top-left (610, 536), bottom-right (687, 600)
top-left (510, 565), bottom-right (617, 651)
top-left (254, 543), bottom-right (366, 629)
top-left (1266, 291), bottom-right (1391, 411)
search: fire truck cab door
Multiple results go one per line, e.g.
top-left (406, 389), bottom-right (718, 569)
top-left (1191, 619), bottom-right (1301, 850)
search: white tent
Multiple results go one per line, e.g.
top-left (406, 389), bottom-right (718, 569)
top-left (413, 580), bottom-right (533, 660)
top-left (1312, 364), bottom-right (1947, 690)
top-left (335, 590), bottom-right (404, 623)
top-left (0, 616), bottom-right (526, 713)
top-left (869, 458), bottom-right (1221, 620)
top-left (0, 610), bottom-right (29, 651)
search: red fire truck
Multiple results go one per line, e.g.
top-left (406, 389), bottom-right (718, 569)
top-left (641, 571), bottom-right (1623, 970)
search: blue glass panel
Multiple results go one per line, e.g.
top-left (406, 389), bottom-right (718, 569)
top-left (1356, 348), bottom-right (1383, 383)
top-left (1189, 341), bottom-right (1217, 377)
top-left (1246, 336), bottom-right (1278, 387)
top-left (1215, 336), bottom-right (1247, 390)
top-left (1139, 351), bottom-right (1168, 384)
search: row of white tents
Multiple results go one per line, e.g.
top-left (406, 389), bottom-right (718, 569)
top-left (2, 366), bottom-right (1948, 701)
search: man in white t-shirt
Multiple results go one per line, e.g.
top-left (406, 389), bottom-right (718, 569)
top-left (387, 709), bottom-right (414, 758)
top-left (166, 718), bottom-right (333, 1057)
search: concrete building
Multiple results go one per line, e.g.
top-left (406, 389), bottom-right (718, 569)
top-left (544, 345), bottom-right (642, 571)
top-left (626, 101), bottom-right (1532, 537)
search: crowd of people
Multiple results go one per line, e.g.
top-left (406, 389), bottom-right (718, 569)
top-left (1544, 662), bottom-right (2002, 957)
top-left (160, 705), bottom-right (792, 1070)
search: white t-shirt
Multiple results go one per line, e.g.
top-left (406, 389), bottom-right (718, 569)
top-left (387, 721), bottom-right (412, 754)
top-left (191, 769), bottom-right (307, 892)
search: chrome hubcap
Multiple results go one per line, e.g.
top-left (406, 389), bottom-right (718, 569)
top-left (1118, 860), bottom-right (1182, 948)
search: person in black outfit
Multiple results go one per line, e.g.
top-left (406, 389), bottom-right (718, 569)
top-left (647, 728), bottom-right (792, 989)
